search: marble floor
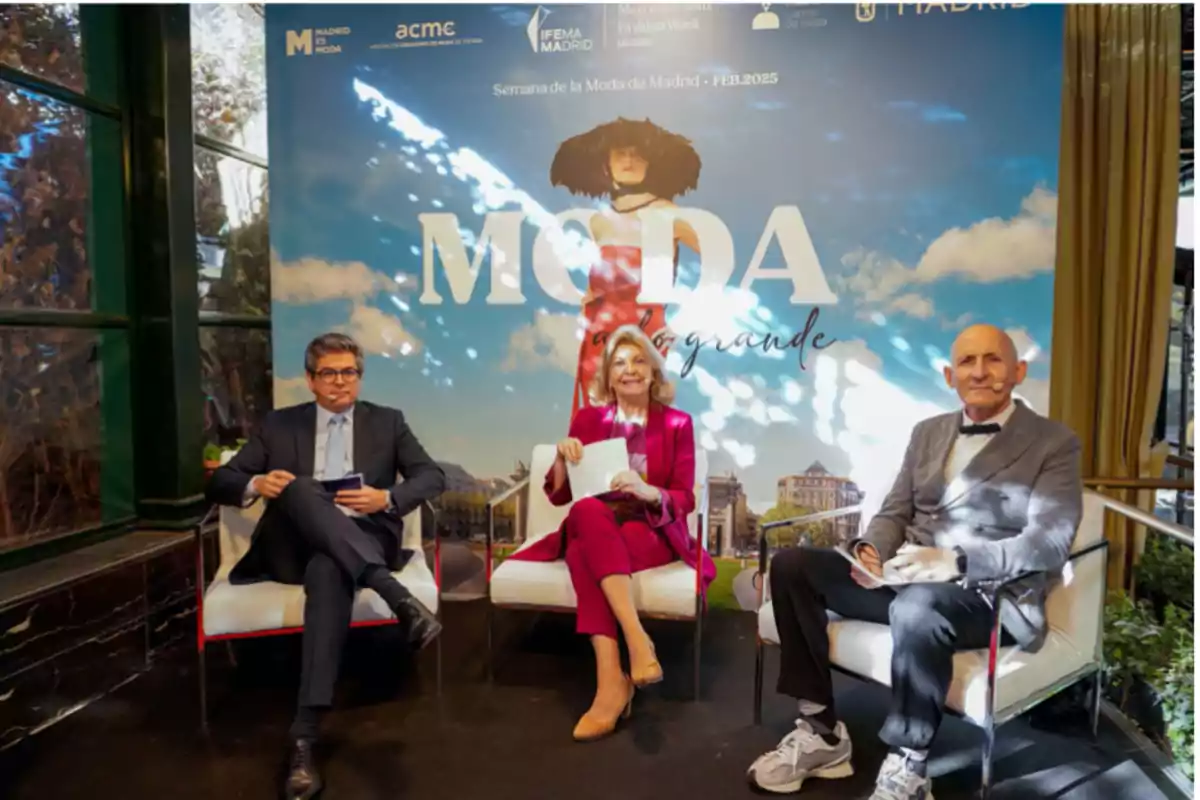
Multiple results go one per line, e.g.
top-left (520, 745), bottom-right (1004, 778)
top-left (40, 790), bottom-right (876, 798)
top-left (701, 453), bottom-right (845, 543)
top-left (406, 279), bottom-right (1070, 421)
top-left (1, 602), bottom-right (1187, 800)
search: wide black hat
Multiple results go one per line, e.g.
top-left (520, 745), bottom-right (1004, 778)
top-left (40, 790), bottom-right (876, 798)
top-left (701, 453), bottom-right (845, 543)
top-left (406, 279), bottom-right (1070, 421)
top-left (550, 117), bottom-right (701, 200)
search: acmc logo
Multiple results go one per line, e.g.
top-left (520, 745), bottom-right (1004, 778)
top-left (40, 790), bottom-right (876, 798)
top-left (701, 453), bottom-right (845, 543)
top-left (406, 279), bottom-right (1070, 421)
top-left (395, 20), bottom-right (457, 41)
top-left (286, 29), bottom-right (312, 56)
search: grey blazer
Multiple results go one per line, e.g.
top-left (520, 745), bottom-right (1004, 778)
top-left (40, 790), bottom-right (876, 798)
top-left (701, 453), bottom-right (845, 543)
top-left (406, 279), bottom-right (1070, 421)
top-left (856, 401), bottom-right (1083, 652)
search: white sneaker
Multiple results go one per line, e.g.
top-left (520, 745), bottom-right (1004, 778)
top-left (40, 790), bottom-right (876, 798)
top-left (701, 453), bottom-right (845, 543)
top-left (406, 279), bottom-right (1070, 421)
top-left (746, 720), bottom-right (854, 794)
top-left (869, 752), bottom-right (934, 800)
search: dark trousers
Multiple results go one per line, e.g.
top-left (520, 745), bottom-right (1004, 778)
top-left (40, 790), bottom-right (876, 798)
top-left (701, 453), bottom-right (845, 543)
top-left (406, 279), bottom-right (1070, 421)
top-left (770, 546), bottom-right (1008, 750)
top-left (247, 478), bottom-right (400, 711)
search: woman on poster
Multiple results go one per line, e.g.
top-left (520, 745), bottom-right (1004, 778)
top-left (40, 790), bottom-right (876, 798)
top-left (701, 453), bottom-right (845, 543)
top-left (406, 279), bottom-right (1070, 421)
top-left (550, 117), bottom-right (702, 420)
top-left (508, 325), bottom-right (716, 742)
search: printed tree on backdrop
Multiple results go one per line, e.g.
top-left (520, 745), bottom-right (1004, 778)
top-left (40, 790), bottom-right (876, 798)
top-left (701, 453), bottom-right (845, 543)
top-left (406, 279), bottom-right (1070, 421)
top-left (0, 7), bottom-right (102, 543)
top-left (760, 502), bottom-right (833, 550)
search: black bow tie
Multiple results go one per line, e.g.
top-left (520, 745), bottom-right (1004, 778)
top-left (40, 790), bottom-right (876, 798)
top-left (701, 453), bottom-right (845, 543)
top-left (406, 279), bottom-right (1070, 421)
top-left (960, 423), bottom-right (1001, 436)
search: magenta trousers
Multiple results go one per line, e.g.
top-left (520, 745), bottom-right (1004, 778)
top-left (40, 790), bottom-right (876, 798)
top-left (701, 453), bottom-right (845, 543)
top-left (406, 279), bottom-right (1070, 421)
top-left (563, 497), bottom-right (676, 638)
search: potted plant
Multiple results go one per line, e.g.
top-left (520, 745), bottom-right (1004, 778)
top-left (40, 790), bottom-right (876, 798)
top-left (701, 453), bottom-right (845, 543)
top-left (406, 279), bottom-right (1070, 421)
top-left (1104, 589), bottom-right (1195, 779)
top-left (203, 443), bottom-right (223, 474)
top-left (203, 439), bottom-right (249, 476)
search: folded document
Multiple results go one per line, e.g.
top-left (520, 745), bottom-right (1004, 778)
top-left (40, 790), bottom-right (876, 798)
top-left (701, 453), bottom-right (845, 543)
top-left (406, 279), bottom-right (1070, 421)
top-left (833, 546), bottom-right (915, 588)
top-left (566, 438), bottom-right (630, 500)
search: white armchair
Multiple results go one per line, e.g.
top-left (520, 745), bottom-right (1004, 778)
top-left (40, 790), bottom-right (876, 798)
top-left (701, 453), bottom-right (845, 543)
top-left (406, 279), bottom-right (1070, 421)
top-left (195, 458), bottom-right (441, 731)
top-left (486, 444), bottom-right (709, 698)
top-left (754, 491), bottom-right (1108, 799)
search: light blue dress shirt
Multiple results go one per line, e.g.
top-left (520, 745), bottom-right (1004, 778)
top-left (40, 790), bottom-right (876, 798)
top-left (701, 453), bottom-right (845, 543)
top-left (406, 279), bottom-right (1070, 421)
top-left (314, 404), bottom-right (354, 480)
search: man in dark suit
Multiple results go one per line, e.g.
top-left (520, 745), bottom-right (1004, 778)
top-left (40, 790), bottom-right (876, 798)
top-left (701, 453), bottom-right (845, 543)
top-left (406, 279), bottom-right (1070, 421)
top-left (207, 332), bottom-right (446, 800)
top-left (747, 324), bottom-right (1083, 800)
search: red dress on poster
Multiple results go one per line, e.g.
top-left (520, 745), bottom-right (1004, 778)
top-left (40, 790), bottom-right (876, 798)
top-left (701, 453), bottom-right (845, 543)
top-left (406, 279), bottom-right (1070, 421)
top-left (571, 240), bottom-right (672, 419)
top-left (549, 118), bottom-right (703, 422)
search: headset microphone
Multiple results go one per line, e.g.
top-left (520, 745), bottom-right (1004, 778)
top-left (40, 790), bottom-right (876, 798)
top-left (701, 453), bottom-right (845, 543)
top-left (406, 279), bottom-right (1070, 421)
top-left (991, 382), bottom-right (1007, 392)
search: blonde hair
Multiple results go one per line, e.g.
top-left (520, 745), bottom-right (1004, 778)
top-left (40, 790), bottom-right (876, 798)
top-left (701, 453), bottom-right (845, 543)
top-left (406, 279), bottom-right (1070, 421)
top-left (588, 324), bottom-right (676, 406)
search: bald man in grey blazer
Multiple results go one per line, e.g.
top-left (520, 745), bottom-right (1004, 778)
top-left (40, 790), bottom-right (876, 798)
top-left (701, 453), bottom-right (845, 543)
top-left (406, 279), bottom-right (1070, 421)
top-left (748, 325), bottom-right (1083, 800)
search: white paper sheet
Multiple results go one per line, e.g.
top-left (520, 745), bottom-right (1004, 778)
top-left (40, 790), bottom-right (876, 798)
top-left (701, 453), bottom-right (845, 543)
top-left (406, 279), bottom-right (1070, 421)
top-left (566, 438), bottom-right (631, 500)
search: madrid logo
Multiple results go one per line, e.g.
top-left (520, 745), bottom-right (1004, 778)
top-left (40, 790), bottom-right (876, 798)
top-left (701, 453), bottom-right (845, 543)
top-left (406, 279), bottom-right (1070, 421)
top-left (526, 5), bottom-right (593, 53)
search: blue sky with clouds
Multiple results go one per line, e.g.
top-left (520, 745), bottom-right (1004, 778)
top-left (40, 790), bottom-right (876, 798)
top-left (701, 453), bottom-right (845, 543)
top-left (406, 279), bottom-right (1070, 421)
top-left (266, 3), bottom-right (1064, 511)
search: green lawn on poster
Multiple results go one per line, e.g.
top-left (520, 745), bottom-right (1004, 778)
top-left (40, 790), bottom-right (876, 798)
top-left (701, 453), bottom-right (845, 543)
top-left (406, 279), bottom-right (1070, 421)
top-left (707, 557), bottom-right (744, 612)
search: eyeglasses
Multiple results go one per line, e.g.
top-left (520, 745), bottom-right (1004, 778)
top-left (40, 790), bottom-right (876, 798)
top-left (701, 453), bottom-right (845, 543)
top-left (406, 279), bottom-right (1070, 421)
top-left (312, 368), bottom-right (361, 383)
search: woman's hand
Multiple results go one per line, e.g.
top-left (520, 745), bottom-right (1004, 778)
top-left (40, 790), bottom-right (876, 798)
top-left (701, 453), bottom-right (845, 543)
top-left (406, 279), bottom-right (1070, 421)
top-left (556, 437), bottom-right (584, 465)
top-left (610, 470), bottom-right (661, 504)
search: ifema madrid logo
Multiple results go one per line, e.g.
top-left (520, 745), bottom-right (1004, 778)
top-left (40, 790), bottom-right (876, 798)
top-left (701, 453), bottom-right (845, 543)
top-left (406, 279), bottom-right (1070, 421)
top-left (526, 5), bottom-right (594, 53)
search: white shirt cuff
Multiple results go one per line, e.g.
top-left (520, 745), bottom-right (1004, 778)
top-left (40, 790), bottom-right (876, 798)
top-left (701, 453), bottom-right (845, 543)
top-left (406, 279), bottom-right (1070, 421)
top-left (242, 476), bottom-right (263, 507)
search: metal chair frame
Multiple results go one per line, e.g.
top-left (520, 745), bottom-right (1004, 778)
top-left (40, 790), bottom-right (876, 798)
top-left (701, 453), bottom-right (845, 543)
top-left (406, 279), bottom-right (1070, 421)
top-left (752, 502), bottom-right (1113, 799)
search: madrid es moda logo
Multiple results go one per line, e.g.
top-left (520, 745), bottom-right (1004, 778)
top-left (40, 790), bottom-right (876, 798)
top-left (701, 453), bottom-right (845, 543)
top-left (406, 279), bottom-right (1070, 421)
top-left (526, 5), bottom-right (593, 53)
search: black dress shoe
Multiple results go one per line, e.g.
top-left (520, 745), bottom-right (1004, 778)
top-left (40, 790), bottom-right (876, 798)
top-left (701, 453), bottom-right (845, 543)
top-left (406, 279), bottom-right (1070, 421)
top-left (284, 738), bottom-right (322, 800)
top-left (392, 595), bottom-right (442, 651)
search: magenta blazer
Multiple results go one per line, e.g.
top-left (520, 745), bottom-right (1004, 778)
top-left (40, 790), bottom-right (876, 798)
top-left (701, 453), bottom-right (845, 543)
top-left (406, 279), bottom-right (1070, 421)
top-left (509, 403), bottom-right (717, 589)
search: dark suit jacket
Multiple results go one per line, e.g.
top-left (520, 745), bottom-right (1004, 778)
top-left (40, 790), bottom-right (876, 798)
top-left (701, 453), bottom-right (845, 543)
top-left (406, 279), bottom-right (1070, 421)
top-left (206, 400), bottom-right (446, 583)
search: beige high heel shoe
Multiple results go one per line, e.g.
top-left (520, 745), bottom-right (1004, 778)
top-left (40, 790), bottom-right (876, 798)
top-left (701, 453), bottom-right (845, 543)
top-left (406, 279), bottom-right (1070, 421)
top-left (572, 677), bottom-right (635, 742)
top-left (630, 641), bottom-right (662, 687)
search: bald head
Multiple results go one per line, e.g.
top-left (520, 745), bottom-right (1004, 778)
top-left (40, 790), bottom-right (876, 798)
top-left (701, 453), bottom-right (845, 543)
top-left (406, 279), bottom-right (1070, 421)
top-left (944, 323), bottom-right (1027, 421)
top-left (951, 324), bottom-right (1018, 364)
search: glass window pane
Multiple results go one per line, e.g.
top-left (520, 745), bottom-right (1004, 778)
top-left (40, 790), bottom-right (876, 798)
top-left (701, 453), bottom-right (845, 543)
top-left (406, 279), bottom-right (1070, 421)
top-left (0, 5), bottom-right (85, 96)
top-left (195, 147), bottom-right (270, 315)
top-left (0, 327), bottom-right (133, 549)
top-left (0, 78), bottom-right (93, 310)
top-left (201, 326), bottom-right (273, 452)
top-left (190, 4), bottom-right (267, 159)
top-left (1165, 287), bottom-right (1193, 446)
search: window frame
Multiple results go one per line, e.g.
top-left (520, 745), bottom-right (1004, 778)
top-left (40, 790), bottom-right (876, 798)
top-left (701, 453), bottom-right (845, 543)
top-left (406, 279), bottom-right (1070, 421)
top-left (0, 6), bottom-right (136, 561)
top-left (190, 3), bottom-right (272, 459)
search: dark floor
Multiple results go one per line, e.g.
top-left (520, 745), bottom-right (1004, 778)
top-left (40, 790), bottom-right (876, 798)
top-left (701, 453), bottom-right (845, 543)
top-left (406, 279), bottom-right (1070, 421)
top-left (1, 602), bottom-right (1187, 800)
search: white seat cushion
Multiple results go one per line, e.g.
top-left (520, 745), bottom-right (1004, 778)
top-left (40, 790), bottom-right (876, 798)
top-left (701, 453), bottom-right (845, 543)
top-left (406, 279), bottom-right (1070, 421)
top-left (202, 502), bottom-right (437, 637)
top-left (203, 555), bottom-right (438, 637)
top-left (757, 492), bottom-right (1106, 724)
top-left (491, 557), bottom-right (699, 619)
top-left (488, 441), bottom-right (709, 620)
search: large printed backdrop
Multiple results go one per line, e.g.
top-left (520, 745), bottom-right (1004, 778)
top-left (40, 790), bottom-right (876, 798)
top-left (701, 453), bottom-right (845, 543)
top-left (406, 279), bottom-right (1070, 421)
top-left (265, 3), bottom-right (1064, 588)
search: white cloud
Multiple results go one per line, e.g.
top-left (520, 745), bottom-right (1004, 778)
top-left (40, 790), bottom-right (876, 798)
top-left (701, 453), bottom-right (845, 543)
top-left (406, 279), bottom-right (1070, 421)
top-left (272, 253), bottom-right (398, 303)
top-left (840, 187), bottom-right (1057, 318)
top-left (811, 339), bottom-right (954, 520)
top-left (344, 303), bottom-right (422, 357)
top-left (839, 249), bottom-right (911, 304)
top-left (940, 312), bottom-right (974, 331)
top-left (1004, 327), bottom-right (1043, 362)
top-left (274, 375), bottom-right (311, 408)
top-left (914, 186), bottom-right (1056, 284)
top-left (888, 293), bottom-right (935, 319)
top-left (500, 310), bottom-right (583, 375)
top-left (1014, 376), bottom-right (1049, 416)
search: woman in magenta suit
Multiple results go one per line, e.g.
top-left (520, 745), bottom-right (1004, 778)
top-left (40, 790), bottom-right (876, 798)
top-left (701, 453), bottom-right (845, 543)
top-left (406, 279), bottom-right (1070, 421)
top-left (509, 324), bottom-right (716, 742)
